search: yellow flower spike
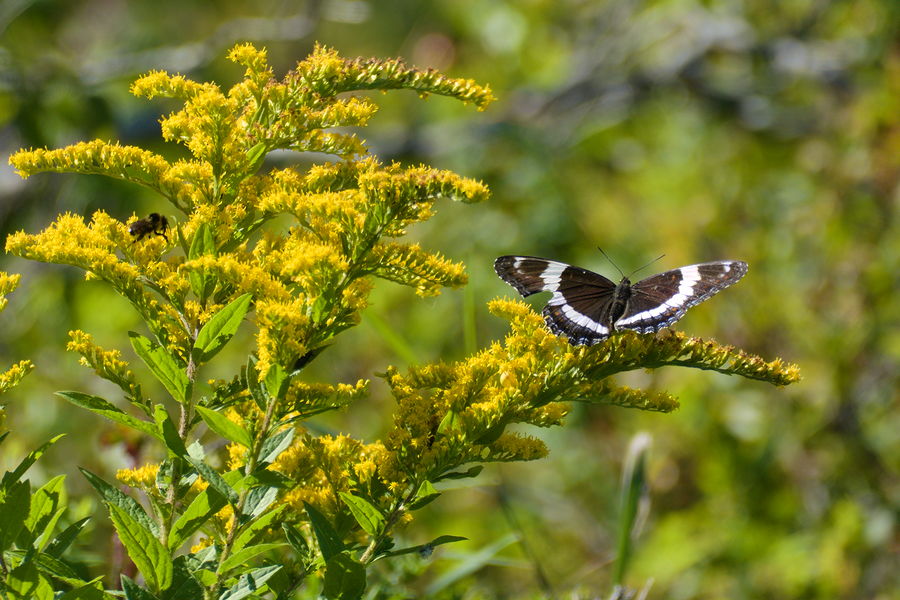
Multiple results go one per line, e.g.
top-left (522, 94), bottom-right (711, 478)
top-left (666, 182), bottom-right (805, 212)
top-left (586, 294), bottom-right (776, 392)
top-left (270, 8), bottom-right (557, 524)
top-left (116, 463), bottom-right (160, 490)
top-left (0, 360), bottom-right (35, 396)
top-left (67, 330), bottom-right (143, 404)
top-left (227, 43), bottom-right (273, 88)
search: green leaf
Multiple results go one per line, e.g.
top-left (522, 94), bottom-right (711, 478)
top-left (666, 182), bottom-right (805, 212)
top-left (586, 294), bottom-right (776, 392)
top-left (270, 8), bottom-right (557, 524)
top-left (436, 410), bottom-right (462, 436)
top-left (323, 553), bottom-right (366, 600)
top-left (163, 555), bottom-right (204, 600)
top-left (80, 468), bottom-right (159, 537)
top-left (1, 435), bottom-right (64, 491)
top-left (407, 481), bottom-right (441, 511)
top-left (188, 223), bottom-right (216, 300)
top-left (184, 451), bottom-right (239, 506)
top-left (436, 465), bottom-right (483, 481)
top-left (245, 357), bottom-right (267, 410)
top-left (282, 523), bottom-right (310, 559)
top-left (245, 142), bottom-right (268, 173)
top-left (0, 480), bottom-right (30, 552)
top-left (56, 392), bottom-right (161, 440)
top-left (218, 565), bottom-right (281, 600)
top-left (264, 363), bottom-right (289, 400)
top-left (338, 493), bottom-right (384, 537)
top-left (381, 535), bottom-right (467, 559)
top-left (7, 560), bottom-right (54, 600)
top-left (241, 485), bottom-right (278, 520)
top-left (45, 517), bottom-right (90, 558)
top-left (121, 574), bottom-right (160, 600)
top-left (56, 578), bottom-right (106, 600)
top-left (155, 405), bottom-right (188, 458)
top-left (304, 502), bottom-right (344, 561)
top-left (257, 428), bottom-right (294, 466)
top-left (195, 406), bottom-right (252, 448)
top-left (25, 475), bottom-right (66, 550)
top-left (425, 533), bottom-right (519, 596)
top-left (194, 293), bottom-right (252, 363)
top-left (219, 542), bottom-right (286, 574)
top-left (614, 432), bottom-right (651, 586)
top-left (129, 332), bottom-right (190, 404)
top-left (108, 503), bottom-right (173, 594)
top-left (168, 487), bottom-right (228, 551)
top-left (233, 506), bottom-right (284, 553)
top-left (31, 550), bottom-right (85, 584)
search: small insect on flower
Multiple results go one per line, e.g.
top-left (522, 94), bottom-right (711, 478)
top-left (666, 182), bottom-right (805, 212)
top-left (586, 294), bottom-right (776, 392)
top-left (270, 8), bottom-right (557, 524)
top-left (128, 213), bottom-right (169, 243)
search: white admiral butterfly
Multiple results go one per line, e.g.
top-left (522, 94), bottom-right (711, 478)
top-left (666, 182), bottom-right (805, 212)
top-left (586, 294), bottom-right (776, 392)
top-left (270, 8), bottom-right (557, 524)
top-left (494, 255), bottom-right (748, 345)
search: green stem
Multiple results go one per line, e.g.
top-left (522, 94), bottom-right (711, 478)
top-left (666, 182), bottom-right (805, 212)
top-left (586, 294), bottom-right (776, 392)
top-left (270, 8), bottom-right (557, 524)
top-left (359, 483), bottom-right (420, 565)
top-left (207, 371), bottom-right (280, 598)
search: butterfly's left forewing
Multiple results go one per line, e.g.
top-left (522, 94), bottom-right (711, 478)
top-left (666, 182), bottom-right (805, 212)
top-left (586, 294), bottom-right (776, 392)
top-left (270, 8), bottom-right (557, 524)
top-left (615, 261), bottom-right (748, 333)
top-left (495, 256), bottom-right (617, 344)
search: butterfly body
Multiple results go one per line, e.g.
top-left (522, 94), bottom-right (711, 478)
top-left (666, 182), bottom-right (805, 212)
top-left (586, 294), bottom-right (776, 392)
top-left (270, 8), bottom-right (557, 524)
top-left (494, 255), bottom-right (748, 345)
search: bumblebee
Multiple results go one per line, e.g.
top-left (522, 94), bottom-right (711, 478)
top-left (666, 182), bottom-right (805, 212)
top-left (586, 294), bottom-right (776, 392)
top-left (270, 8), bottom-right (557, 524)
top-left (129, 213), bottom-right (169, 243)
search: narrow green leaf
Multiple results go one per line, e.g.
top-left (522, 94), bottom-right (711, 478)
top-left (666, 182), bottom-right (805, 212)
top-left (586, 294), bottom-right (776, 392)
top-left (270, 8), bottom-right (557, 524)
top-left (242, 485), bottom-right (278, 520)
top-left (219, 542), bottom-right (286, 573)
top-left (257, 428), bottom-right (294, 466)
top-left (121, 574), bottom-right (160, 600)
top-left (233, 505), bottom-right (284, 553)
top-left (168, 488), bottom-right (228, 551)
top-left (79, 468), bottom-right (159, 537)
top-left (30, 550), bottom-right (82, 582)
top-left (8, 560), bottom-right (53, 600)
top-left (338, 493), bottom-right (384, 537)
top-left (0, 480), bottom-right (30, 552)
top-left (55, 577), bottom-right (106, 600)
top-left (264, 363), bottom-right (289, 400)
top-left (56, 392), bottom-right (161, 440)
top-left (407, 481), bottom-right (441, 511)
top-left (188, 223), bottom-right (216, 300)
top-left (425, 533), bottom-right (519, 596)
top-left (614, 432), bottom-right (651, 586)
top-left (195, 406), bottom-right (252, 448)
top-left (46, 517), bottom-right (90, 558)
top-left (304, 502), bottom-right (344, 561)
top-left (323, 553), bottom-right (366, 600)
top-left (108, 503), bottom-right (173, 594)
top-left (129, 332), bottom-right (190, 404)
top-left (218, 564), bottom-right (281, 600)
top-left (436, 465), bottom-right (483, 481)
top-left (194, 293), bottom-right (252, 363)
top-left (282, 523), bottom-right (310, 558)
top-left (154, 405), bottom-right (188, 459)
top-left (381, 535), bottom-right (467, 559)
top-left (245, 142), bottom-right (267, 173)
top-left (164, 555), bottom-right (205, 600)
top-left (2, 435), bottom-right (64, 490)
top-left (25, 475), bottom-right (66, 550)
top-left (185, 455), bottom-right (239, 506)
top-left (244, 357), bottom-right (267, 410)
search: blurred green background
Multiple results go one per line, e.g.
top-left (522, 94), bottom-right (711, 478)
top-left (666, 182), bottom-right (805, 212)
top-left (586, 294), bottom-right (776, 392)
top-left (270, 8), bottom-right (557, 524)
top-left (1, 1), bottom-right (897, 598)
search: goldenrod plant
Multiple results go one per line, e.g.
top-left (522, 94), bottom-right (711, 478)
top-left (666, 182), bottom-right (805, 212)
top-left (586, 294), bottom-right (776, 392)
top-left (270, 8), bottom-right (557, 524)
top-left (6, 44), bottom-right (798, 599)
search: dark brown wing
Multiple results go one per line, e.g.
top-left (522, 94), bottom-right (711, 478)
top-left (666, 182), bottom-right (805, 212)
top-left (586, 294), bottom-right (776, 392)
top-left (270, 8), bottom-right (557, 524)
top-left (615, 261), bottom-right (748, 333)
top-left (495, 255), bottom-right (617, 344)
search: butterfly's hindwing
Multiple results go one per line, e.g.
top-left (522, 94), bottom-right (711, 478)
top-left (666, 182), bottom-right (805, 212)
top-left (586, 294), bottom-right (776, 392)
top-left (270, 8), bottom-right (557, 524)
top-left (495, 255), bottom-right (748, 346)
top-left (614, 261), bottom-right (748, 333)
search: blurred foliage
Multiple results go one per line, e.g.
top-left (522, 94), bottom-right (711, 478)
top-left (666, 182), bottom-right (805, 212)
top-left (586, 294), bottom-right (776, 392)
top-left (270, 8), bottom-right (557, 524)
top-left (1, 0), bottom-right (897, 598)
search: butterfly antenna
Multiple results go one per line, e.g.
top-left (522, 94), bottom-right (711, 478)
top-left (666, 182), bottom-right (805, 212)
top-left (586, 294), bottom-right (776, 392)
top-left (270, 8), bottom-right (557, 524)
top-left (597, 247), bottom-right (626, 279)
top-left (629, 254), bottom-right (666, 278)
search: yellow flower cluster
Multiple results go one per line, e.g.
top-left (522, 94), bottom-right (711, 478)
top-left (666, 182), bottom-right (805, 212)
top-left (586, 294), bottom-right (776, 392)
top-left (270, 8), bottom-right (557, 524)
top-left (376, 297), bottom-right (801, 489)
top-left (116, 462), bottom-right (160, 489)
top-left (0, 360), bottom-right (35, 396)
top-left (0, 272), bottom-right (21, 312)
top-left (67, 330), bottom-right (143, 405)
